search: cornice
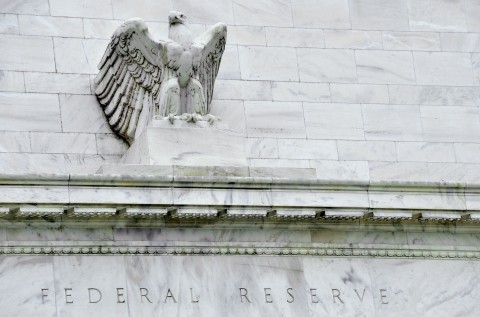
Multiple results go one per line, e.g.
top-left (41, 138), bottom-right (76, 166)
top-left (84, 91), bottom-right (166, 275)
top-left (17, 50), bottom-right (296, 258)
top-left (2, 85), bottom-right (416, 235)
top-left (0, 173), bottom-right (478, 223)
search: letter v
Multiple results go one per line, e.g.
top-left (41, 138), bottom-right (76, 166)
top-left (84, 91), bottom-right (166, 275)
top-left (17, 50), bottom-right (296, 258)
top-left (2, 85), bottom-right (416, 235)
top-left (354, 289), bottom-right (366, 302)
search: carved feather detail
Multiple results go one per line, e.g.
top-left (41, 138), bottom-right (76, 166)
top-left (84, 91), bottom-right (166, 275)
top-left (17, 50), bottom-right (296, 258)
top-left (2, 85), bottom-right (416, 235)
top-left (94, 19), bottom-right (163, 145)
top-left (194, 23), bottom-right (227, 107)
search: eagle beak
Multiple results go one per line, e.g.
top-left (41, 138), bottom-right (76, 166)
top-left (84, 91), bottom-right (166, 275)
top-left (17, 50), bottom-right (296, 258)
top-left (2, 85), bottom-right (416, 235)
top-left (168, 11), bottom-right (181, 24)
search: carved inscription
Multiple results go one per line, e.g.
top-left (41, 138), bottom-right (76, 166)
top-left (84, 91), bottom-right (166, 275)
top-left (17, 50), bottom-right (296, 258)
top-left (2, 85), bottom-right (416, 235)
top-left (41, 286), bottom-right (392, 307)
top-left (238, 287), bottom-right (390, 305)
top-left (41, 287), bottom-right (201, 304)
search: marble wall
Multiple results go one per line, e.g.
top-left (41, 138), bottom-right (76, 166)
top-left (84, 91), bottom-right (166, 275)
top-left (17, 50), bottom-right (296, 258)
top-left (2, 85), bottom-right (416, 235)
top-left (1, 254), bottom-right (478, 317)
top-left (1, 0), bottom-right (480, 182)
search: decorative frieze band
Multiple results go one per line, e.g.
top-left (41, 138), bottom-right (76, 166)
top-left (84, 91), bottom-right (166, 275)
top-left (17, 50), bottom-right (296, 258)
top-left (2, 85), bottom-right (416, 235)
top-left (0, 243), bottom-right (479, 260)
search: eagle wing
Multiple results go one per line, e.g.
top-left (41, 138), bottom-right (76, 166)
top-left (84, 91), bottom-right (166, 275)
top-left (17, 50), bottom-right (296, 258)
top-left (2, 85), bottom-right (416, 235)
top-left (193, 23), bottom-right (227, 109)
top-left (94, 18), bottom-right (164, 145)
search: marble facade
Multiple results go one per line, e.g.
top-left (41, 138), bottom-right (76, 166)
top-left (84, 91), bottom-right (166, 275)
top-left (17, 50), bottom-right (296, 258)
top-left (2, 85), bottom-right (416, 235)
top-left (1, 0), bottom-right (480, 316)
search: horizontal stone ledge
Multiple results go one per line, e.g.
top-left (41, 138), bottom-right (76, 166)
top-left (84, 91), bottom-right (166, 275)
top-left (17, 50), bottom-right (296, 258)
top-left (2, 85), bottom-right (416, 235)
top-left (1, 205), bottom-right (479, 223)
top-left (0, 172), bottom-right (476, 191)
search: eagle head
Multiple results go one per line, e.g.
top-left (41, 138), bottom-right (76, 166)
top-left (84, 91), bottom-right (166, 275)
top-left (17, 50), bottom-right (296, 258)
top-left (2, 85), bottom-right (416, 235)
top-left (168, 11), bottom-right (188, 25)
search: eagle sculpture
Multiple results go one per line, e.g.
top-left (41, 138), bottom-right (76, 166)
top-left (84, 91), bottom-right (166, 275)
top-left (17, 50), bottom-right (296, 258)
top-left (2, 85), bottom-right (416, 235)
top-left (94, 11), bottom-right (227, 145)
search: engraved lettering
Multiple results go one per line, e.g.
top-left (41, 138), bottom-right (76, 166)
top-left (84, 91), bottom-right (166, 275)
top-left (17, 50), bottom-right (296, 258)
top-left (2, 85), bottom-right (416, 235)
top-left (140, 288), bottom-right (152, 303)
top-left (310, 288), bottom-right (319, 303)
top-left (164, 289), bottom-right (177, 303)
top-left (354, 289), bottom-right (366, 302)
top-left (239, 288), bottom-right (252, 303)
top-left (264, 288), bottom-right (273, 303)
top-left (41, 288), bottom-right (48, 304)
top-left (64, 288), bottom-right (73, 304)
top-left (88, 288), bottom-right (102, 303)
top-left (190, 288), bottom-right (199, 303)
top-left (287, 288), bottom-right (294, 303)
top-left (117, 288), bottom-right (125, 303)
top-left (332, 289), bottom-right (344, 304)
top-left (380, 289), bottom-right (389, 304)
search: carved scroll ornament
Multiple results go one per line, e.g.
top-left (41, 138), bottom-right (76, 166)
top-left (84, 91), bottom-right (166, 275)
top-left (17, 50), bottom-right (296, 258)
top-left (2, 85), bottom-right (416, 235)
top-left (94, 11), bottom-right (227, 144)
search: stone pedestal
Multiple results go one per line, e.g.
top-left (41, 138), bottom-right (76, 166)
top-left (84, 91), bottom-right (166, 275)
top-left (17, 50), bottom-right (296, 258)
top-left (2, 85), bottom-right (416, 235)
top-left (120, 119), bottom-right (247, 167)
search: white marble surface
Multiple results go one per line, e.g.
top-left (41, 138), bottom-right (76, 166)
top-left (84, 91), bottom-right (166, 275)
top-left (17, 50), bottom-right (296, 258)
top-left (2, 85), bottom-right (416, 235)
top-left (330, 83), bottom-right (389, 104)
top-left (30, 132), bottom-right (97, 154)
top-left (0, 70), bottom-right (24, 92)
top-left (349, 0), bottom-right (409, 31)
top-left (246, 138), bottom-right (278, 159)
top-left (213, 80), bottom-right (272, 101)
top-left (69, 186), bottom-right (173, 205)
top-left (304, 103), bottom-right (364, 140)
top-left (277, 139), bottom-right (338, 160)
top-left (337, 140), bottom-right (396, 162)
top-left (440, 33), bottom-right (480, 52)
top-left (121, 123), bottom-right (247, 167)
top-left (208, 100), bottom-right (246, 136)
top-left (24, 72), bottom-right (91, 94)
top-left (245, 101), bottom-right (306, 139)
top-left (420, 106), bottom-right (480, 142)
top-left (292, 0), bottom-right (350, 29)
top-left (395, 142), bottom-right (456, 163)
top-left (414, 52), bottom-right (475, 86)
top-left (271, 82), bottom-right (330, 103)
top-left (368, 161), bottom-right (480, 183)
top-left (233, 0), bottom-right (292, 27)
top-left (0, 184), bottom-right (68, 203)
top-left (324, 30), bottom-right (382, 49)
top-left (176, 0), bottom-right (233, 24)
top-left (466, 0), bottom-right (480, 32)
top-left (298, 48), bottom-right (357, 83)
top-left (0, 0), bottom-right (49, 15)
top-left (0, 35), bottom-right (55, 72)
top-left (217, 45), bottom-right (241, 80)
top-left (362, 104), bottom-right (423, 141)
top-left (407, 0), bottom-right (467, 32)
top-left (1, 255), bottom-right (478, 316)
top-left (53, 38), bottom-right (108, 74)
top-left (0, 93), bottom-right (61, 132)
top-left (455, 143), bottom-right (480, 163)
top-left (64, 154), bottom-right (121, 174)
top-left (313, 160), bottom-right (370, 181)
top-left (266, 27), bottom-right (325, 48)
top-left (112, 0), bottom-right (172, 21)
top-left (249, 158), bottom-right (311, 169)
top-left (473, 53), bottom-right (480, 86)
top-left (59, 95), bottom-right (111, 133)
top-left (0, 131), bottom-right (30, 152)
top-left (18, 15), bottom-right (84, 37)
top-left (228, 26), bottom-right (266, 46)
top-left (96, 134), bottom-right (128, 155)
top-left (50, 0), bottom-right (113, 19)
top-left (0, 14), bottom-right (19, 34)
top-left (382, 31), bottom-right (440, 51)
top-left (356, 50), bottom-right (415, 84)
top-left (238, 46), bottom-right (298, 81)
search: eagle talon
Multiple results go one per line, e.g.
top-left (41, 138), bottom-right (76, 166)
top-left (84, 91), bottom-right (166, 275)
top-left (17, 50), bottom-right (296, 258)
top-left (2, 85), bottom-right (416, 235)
top-left (191, 113), bottom-right (202, 123)
top-left (178, 113), bottom-right (193, 122)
